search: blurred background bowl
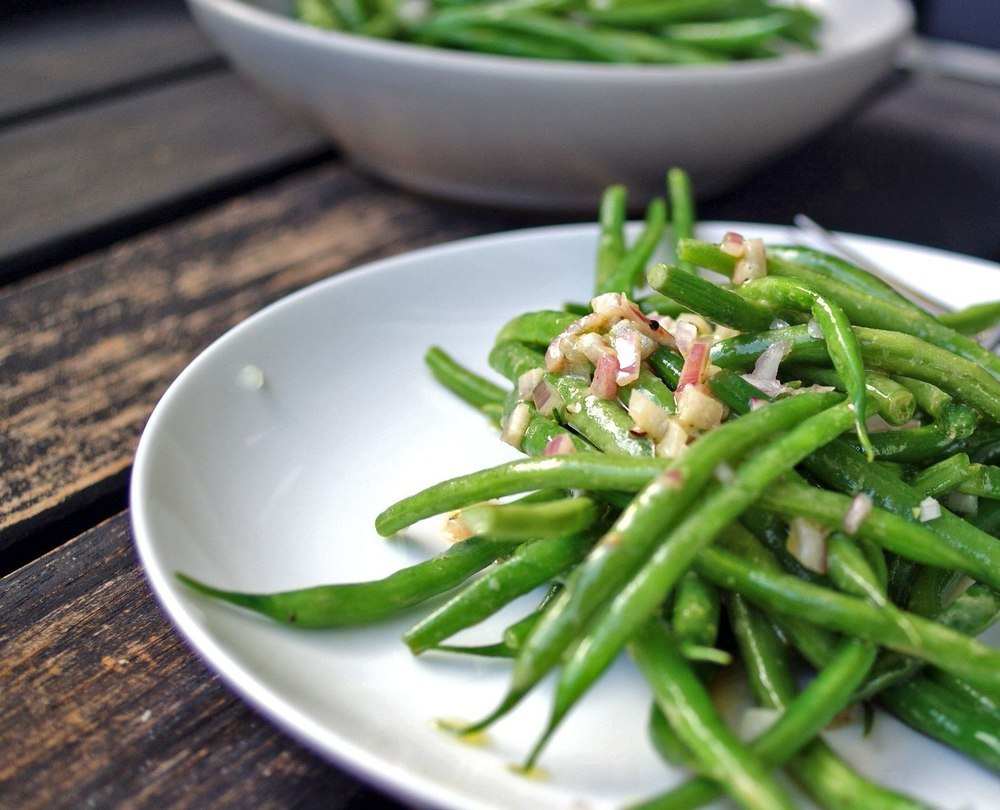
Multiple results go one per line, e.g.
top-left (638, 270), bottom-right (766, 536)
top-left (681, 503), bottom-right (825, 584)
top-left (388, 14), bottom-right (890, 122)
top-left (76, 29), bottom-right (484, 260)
top-left (186, 0), bottom-right (914, 210)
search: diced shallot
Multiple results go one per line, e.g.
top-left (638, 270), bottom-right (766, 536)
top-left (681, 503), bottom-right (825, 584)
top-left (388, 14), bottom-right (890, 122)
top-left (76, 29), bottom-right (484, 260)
top-left (917, 497), bottom-right (942, 522)
top-left (676, 336), bottom-right (713, 392)
top-left (627, 390), bottom-right (672, 442)
top-left (720, 231), bottom-right (746, 258)
top-left (590, 353), bottom-right (620, 399)
top-left (500, 402), bottom-right (531, 449)
top-left (787, 517), bottom-right (829, 574)
top-left (542, 433), bottom-right (577, 456)
top-left (676, 383), bottom-right (724, 432)
top-left (614, 330), bottom-right (643, 385)
top-left (843, 493), bottom-right (873, 534)
top-left (518, 368), bottom-right (544, 400)
top-left (733, 237), bottom-right (767, 285)
top-left (533, 379), bottom-right (563, 416)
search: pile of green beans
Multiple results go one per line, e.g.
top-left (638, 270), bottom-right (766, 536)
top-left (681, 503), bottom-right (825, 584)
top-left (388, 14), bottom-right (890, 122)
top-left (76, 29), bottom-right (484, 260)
top-left (178, 168), bottom-right (1000, 809)
top-left (295, 0), bottom-right (822, 64)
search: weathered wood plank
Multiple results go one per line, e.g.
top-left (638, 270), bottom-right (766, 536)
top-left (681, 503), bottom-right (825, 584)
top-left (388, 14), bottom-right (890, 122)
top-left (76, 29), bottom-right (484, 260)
top-left (0, 512), bottom-right (407, 809)
top-left (0, 70), bottom-right (330, 275)
top-left (0, 164), bottom-right (548, 557)
top-left (0, 0), bottom-right (218, 123)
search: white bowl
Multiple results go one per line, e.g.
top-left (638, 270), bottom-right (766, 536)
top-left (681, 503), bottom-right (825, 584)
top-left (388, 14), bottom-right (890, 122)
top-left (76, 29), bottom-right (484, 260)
top-left (187, 0), bottom-right (914, 210)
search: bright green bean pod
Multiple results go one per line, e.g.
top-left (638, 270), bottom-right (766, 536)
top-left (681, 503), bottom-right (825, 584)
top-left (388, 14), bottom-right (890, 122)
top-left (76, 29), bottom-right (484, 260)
top-left (695, 545), bottom-right (1000, 702)
top-left (375, 454), bottom-right (667, 536)
top-left (403, 527), bottom-right (600, 654)
top-left (857, 581), bottom-right (1000, 700)
top-left (488, 339), bottom-right (545, 383)
top-left (645, 262), bottom-right (774, 332)
top-left (936, 299), bottom-right (1000, 334)
top-left (879, 676), bottom-right (1000, 774)
top-left (734, 276), bottom-right (873, 458)
top-left (532, 403), bottom-right (857, 755)
top-left (628, 619), bottom-right (798, 810)
top-left (666, 167), bottom-right (696, 273)
top-left (494, 309), bottom-right (577, 347)
top-left (684, 239), bottom-right (1000, 378)
top-left (458, 495), bottom-right (599, 539)
top-left (469, 391), bottom-right (838, 734)
top-left (786, 364), bottom-right (916, 427)
top-left (671, 570), bottom-right (721, 650)
top-left (424, 346), bottom-right (507, 411)
top-left (175, 534), bottom-right (524, 628)
top-left (520, 412), bottom-right (598, 456)
top-left (604, 197), bottom-right (667, 294)
top-left (907, 453), bottom-right (974, 498)
top-left (545, 374), bottom-right (655, 456)
top-left (595, 184), bottom-right (628, 293)
top-left (756, 480), bottom-right (1000, 592)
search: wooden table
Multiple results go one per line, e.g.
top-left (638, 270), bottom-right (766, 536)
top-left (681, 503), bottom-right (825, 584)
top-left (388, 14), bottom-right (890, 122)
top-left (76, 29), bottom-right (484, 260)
top-left (2, 1), bottom-right (998, 807)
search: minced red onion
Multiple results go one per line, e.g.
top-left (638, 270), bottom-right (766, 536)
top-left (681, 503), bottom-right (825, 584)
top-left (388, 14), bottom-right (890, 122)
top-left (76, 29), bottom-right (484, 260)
top-left (843, 493), bottom-right (873, 534)
top-left (590, 353), bottom-right (619, 399)
top-left (720, 231), bottom-right (746, 258)
top-left (946, 491), bottom-right (979, 515)
top-left (676, 336), bottom-right (712, 391)
top-left (752, 339), bottom-right (792, 381)
top-left (614, 330), bottom-right (642, 385)
top-left (533, 379), bottom-right (563, 416)
top-left (807, 318), bottom-right (824, 339)
top-left (542, 433), bottom-right (576, 456)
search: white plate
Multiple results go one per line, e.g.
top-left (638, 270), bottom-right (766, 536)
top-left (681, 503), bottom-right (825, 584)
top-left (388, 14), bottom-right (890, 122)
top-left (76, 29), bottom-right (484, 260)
top-left (131, 223), bottom-right (1000, 810)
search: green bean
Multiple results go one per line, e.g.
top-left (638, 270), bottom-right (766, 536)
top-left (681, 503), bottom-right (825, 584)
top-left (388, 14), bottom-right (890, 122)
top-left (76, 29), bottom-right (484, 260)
top-left (907, 453), bottom-right (974, 498)
top-left (520, 411), bottom-right (598, 455)
top-left (666, 168), bottom-right (696, 273)
top-left (879, 675), bottom-right (1000, 774)
top-left (928, 668), bottom-right (1000, 723)
top-left (458, 494), bottom-right (600, 539)
top-left (695, 544), bottom-right (1000, 702)
top-left (647, 703), bottom-right (698, 769)
top-left (530, 402), bottom-right (857, 758)
top-left (415, 23), bottom-right (588, 58)
top-left (785, 364), bottom-right (916, 427)
top-left (175, 533), bottom-right (524, 627)
top-left (711, 324), bottom-right (1000, 422)
top-left (756, 480), bottom-right (1000, 592)
top-left (734, 276), bottom-right (875, 457)
top-left (937, 299), bottom-right (1000, 335)
top-left (488, 339), bottom-right (545, 382)
top-left (645, 263), bottom-right (774, 332)
top-left (424, 346), bottom-right (507, 411)
top-left (957, 462), bottom-right (1000, 499)
top-left (467, 391), bottom-right (838, 734)
top-left (375, 454), bottom-right (666, 536)
top-left (857, 581), bottom-right (1000, 700)
top-left (543, 373), bottom-right (656, 456)
top-left (671, 570), bottom-right (720, 650)
top-left (604, 197), bottom-right (667, 295)
top-left (629, 618), bottom-right (798, 810)
top-left (494, 309), bottom-right (577, 347)
top-left (583, 0), bottom-right (767, 28)
top-left (687, 238), bottom-right (1000, 379)
top-left (403, 526), bottom-right (601, 653)
top-left (660, 11), bottom-right (803, 55)
top-left (595, 184), bottom-right (629, 294)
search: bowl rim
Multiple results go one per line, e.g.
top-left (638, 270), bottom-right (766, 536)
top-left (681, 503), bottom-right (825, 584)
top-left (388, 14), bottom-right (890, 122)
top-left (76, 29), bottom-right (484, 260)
top-left (187, 0), bottom-right (916, 80)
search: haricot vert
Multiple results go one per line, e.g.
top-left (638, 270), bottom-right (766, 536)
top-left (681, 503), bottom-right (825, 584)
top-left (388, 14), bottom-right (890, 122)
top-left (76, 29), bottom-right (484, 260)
top-left (178, 168), bottom-right (1000, 810)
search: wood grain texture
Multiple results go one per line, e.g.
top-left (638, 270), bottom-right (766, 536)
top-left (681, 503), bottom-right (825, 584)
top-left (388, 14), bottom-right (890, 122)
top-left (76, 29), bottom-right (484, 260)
top-left (0, 70), bottom-right (330, 272)
top-left (0, 163), bottom-right (550, 557)
top-left (0, 0), bottom-right (217, 123)
top-left (0, 512), bottom-right (408, 809)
